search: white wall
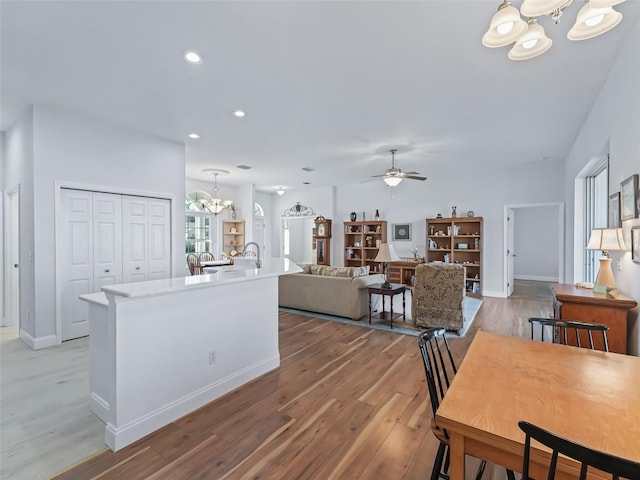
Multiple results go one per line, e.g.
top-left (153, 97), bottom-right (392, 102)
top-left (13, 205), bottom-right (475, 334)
top-left (4, 108), bottom-right (35, 337)
top-left (514, 205), bottom-right (560, 281)
top-left (338, 161), bottom-right (564, 296)
top-left (564, 18), bottom-right (640, 354)
top-left (0, 131), bottom-right (5, 325)
top-left (4, 104), bottom-right (185, 347)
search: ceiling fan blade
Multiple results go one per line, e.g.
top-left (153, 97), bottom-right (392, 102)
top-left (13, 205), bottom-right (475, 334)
top-left (402, 175), bottom-right (427, 181)
top-left (402, 171), bottom-right (421, 175)
top-left (370, 174), bottom-right (388, 178)
top-left (360, 177), bottom-right (380, 183)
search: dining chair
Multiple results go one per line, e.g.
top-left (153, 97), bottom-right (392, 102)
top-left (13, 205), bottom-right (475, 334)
top-left (528, 318), bottom-right (609, 352)
top-left (186, 254), bottom-right (203, 275)
top-left (199, 251), bottom-right (215, 262)
top-left (418, 328), bottom-right (516, 480)
top-left (519, 421), bottom-right (640, 480)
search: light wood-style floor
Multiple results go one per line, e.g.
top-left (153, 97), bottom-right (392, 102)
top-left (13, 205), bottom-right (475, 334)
top-left (2, 282), bottom-right (552, 480)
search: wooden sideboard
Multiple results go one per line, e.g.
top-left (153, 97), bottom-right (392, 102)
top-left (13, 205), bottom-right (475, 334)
top-left (551, 284), bottom-right (638, 354)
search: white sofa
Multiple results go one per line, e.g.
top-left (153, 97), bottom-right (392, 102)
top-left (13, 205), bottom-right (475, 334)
top-left (278, 264), bottom-right (385, 320)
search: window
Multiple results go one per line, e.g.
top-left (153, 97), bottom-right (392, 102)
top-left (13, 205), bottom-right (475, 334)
top-left (584, 156), bottom-right (609, 282)
top-left (254, 202), bottom-right (264, 217)
top-left (185, 191), bottom-right (214, 255)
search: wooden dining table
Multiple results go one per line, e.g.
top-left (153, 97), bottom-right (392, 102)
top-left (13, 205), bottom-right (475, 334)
top-left (435, 331), bottom-right (640, 480)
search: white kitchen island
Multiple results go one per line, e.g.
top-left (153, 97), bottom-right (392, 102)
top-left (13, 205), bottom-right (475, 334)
top-left (80, 257), bottom-right (301, 451)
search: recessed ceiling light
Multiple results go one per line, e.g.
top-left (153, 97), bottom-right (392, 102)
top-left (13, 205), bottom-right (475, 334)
top-left (303, 182), bottom-right (311, 185)
top-left (276, 187), bottom-right (285, 195)
top-left (188, 133), bottom-right (200, 139)
top-left (233, 110), bottom-right (246, 118)
top-left (183, 50), bottom-right (203, 64)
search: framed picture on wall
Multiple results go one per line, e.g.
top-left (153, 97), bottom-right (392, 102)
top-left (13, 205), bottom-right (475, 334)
top-left (632, 227), bottom-right (640, 264)
top-left (608, 192), bottom-right (621, 228)
top-left (393, 223), bottom-right (411, 241)
top-left (620, 174), bottom-right (639, 220)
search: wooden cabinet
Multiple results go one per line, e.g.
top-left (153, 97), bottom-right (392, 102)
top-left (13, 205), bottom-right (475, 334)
top-left (551, 284), bottom-right (637, 354)
top-left (223, 220), bottom-right (245, 256)
top-left (426, 216), bottom-right (483, 295)
top-left (388, 260), bottom-right (423, 285)
top-left (343, 221), bottom-right (387, 273)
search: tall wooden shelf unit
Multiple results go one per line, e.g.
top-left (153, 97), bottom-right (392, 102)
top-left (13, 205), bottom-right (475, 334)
top-left (223, 220), bottom-right (245, 256)
top-left (426, 216), bottom-right (483, 295)
top-left (343, 221), bottom-right (387, 273)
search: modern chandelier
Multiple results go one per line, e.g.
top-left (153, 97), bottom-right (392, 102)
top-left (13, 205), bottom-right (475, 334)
top-left (201, 169), bottom-right (233, 215)
top-left (482, 0), bottom-right (625, 61)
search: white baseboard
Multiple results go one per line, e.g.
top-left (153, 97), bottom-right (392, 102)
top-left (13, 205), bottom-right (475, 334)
top-left (19, 329), bottom-right (57, 350)
top-left (105, 356), bottom-right (280, 451)
top-left (482, 290), bottom-right (507, 298)
top-left (90, 393), bottom-right (110, 424)
top-left (514, 275), bottom-right (558, 282)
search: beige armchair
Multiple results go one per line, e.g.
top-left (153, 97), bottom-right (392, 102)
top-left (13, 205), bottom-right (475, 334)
top-left (412, 263), bottom-right (467, 333)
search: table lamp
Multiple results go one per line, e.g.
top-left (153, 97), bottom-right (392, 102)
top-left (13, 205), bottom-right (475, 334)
top-left (586, 228), bottom-right (627, 293)
top-left (374, 243), bottom-right (400, 289)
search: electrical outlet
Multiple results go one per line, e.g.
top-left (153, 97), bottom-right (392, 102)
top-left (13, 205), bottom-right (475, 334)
top-left (208, 350), bottom-right (216, 365)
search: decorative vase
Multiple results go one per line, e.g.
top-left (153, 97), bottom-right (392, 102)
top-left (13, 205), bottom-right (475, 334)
top-left (375, 209), bottom-right (380, 220)
top-left (350, 212), bottom-right (357, 222)
top-left (451, 206), bottom-right (457, 218)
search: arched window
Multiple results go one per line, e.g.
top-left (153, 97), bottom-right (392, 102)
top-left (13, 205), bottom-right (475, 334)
top-left (254, 202), bottom-right (264, 217)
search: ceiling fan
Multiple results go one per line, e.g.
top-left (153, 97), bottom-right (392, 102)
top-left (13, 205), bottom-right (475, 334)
top-left (370, 149), bottom-right (427, 187)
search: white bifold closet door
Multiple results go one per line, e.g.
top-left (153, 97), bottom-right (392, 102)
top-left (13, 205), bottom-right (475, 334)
top-left (61, 190), bottom-right (171, 341)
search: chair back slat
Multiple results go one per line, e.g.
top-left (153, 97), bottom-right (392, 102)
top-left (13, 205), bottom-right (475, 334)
top-left (418, 328), bottom-right (456, 420)
top-left (519, 421), bottom-right (640, 480)
top-left (528, 318), bottom-right (609, 352)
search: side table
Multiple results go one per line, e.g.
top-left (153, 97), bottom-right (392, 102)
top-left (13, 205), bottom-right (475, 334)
top-left (368, 283), bottom-right (406, 328)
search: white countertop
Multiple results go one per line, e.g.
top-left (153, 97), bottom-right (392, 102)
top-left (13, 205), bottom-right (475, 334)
top-left (97, 257), bottom-right (302, 299)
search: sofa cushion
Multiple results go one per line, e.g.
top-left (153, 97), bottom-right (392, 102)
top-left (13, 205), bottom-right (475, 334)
top-left (309, 265), bottom-right (371, 278)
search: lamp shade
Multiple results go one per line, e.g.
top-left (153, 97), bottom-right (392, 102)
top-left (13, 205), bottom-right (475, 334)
top-left (586, 228), bottom-right (627, 252)
top-left (482, 1), bottom-right (528, 48)
top-left (520, 0), bottom-right (572, 17)
top-left (384, 176), bottom-right (403, 187)
top-left (567, 4), bottom-right (622, 41)
top-left (508, 19), bottom-right (552, 60)
top-left (374, 243), bottom-right (400, 263)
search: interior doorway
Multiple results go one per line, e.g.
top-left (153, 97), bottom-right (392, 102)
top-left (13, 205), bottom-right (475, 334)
top-left (4, 186), bottom-right (20, 330)
top-left (503, 203), bottom-right (564, 297)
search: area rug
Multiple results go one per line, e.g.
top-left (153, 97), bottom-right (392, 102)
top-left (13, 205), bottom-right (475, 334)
top-left (279, 296), bottom-right (482, 338)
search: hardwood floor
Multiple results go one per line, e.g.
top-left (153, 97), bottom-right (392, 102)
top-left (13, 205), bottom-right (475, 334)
top-left (49, 295), bottom-right (551, 480)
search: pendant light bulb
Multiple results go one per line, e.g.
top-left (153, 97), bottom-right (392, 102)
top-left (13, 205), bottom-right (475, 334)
top-left (482, 1), bottom-right (528, 47)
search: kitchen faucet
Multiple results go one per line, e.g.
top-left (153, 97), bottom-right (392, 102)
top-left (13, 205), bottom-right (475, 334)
top-left (243, 242), bottom-right (261, 268)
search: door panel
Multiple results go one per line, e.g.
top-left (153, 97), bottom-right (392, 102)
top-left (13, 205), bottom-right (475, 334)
top-left (61, 189), bottom-right (93, 340)
top-left (507, 208), bottom-right (515, 297)
top-left (123, 196), bottom-right (148, 282)
top-left (148, 198), bottom-right (171, 280)
top-left (93, 193), bottom-right (123, 290)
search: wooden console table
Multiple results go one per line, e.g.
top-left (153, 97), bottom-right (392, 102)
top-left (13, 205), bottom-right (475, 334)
top-left (551, 283), bottom-right (637, 354)
top-left (387, 260), bottom-right (423, 285)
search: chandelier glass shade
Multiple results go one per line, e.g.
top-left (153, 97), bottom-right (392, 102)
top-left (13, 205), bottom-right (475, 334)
top-left (483, 0), bottom-right (626, 60)
top-left (482, 2), bottom-right (529, 47)
top-left (201, 169), bottom-right (233, 216)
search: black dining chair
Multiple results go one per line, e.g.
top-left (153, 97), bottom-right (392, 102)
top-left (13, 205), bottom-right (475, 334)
top-left (418, 328), bottom-right (516, 480)
top-left (528, 317), bottom-right (609, 351)
top-left (519, 421), bottom-right (640, 480)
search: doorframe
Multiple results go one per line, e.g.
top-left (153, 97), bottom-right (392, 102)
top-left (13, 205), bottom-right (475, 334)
top-left (54, 181), bottom-right (174, 344)
top-left (3, 185), bottom-right (20, 328)
top-left (503, 202), bottom-right (565, 298)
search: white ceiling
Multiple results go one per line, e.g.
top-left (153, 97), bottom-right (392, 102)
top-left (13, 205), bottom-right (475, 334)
top-left (2, 1), bottom-right (639, 193)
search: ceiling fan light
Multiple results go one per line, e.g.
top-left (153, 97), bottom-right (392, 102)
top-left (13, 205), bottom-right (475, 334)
top-left (567, 4), bottom-right (622, 40)
top-left (508, 19), bottom-right (552, 60)
top-left (384, 176), bottom-right (403, 187)
top-left (482, 2), bottom-right (528, 47)
top-left (520, 0), bottom-right (571, 17)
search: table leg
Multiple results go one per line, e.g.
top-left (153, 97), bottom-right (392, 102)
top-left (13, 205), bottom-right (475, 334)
top-left (369, 292), bottom-right (372, 325)
top-left (448, 432), bottom-right (466, 480)
top-left (390, 295), bottom-right (394, 329)
top-left (402, 289), bottom-right (406, 322)
top-left (382, 294), bottom-right (386, 320)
